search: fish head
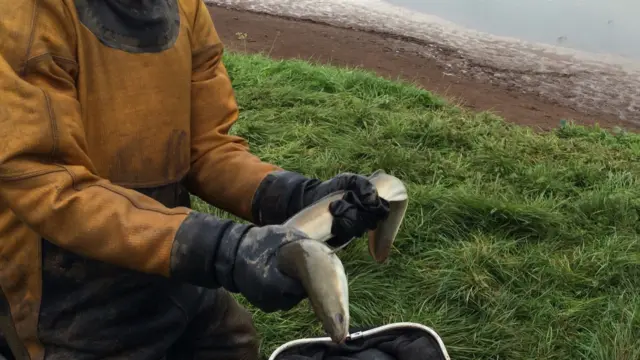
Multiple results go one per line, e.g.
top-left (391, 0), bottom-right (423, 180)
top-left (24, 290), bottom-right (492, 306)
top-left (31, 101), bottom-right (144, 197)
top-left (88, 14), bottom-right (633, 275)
top-left (317, 304), bottom-right (349, 343)
top-left (313, 253), bottom-right (350, 343)
top-left (277, 236), bottom-right (351, 344)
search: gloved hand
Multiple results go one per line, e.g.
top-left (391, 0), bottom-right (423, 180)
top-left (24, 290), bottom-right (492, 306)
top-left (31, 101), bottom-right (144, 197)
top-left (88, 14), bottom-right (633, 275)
top-left (251, 171), bottom-right (390, 248)
top-left (170, 212), bottom-right (308, 313)
top-left (231, 225), bottom-right (309, 312)
top-left (303, 173), bottom-right (391, 247)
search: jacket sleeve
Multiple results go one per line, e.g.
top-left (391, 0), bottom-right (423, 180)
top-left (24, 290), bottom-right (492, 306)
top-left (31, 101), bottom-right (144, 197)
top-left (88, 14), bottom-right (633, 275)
top-left (185, 0), bottom-right (281, 222)
top-left (0, 2), bottom-right (189, 278)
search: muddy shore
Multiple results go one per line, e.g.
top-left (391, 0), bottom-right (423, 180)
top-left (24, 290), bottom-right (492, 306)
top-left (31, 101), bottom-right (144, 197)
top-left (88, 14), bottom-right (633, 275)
top-left (207, 4), bottom-right (640, 132)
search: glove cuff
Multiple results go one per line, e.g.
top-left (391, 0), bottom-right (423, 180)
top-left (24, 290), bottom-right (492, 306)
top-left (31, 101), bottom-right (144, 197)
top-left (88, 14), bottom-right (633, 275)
top-left (251, 170), bottom-right (320, 226)
top-left (170, 211), bottom-right (252, 291)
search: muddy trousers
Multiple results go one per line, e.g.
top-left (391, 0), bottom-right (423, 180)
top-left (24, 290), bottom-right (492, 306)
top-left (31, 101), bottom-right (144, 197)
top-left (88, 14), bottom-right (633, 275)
top-left (162, 288), bottom-right (259, 360)
top-left (0, 286), bottom-right (259, 360)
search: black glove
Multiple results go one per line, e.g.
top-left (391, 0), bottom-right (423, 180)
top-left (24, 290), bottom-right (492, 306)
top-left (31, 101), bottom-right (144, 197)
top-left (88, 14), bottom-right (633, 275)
top-left (231, 225), bottom-right (309, 312)
top-left (251, 171), bottom-right (390, 248)
top-left (169, 212), bottom-right (308, 313)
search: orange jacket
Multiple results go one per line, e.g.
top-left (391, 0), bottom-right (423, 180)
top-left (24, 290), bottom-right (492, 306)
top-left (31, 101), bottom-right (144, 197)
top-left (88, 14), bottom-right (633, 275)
top-left (0, 0), bottom-right (279, 357)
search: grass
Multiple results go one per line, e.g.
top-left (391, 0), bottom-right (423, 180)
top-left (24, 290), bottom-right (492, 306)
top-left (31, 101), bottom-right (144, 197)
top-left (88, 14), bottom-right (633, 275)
top-left (192, 52), bottom-right (640, 359)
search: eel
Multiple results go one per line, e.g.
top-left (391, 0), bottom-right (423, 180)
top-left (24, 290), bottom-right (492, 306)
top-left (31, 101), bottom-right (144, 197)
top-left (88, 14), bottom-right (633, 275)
top-left (277, 240), bottom-right (349, 343)
top-left (277, 170), bottom-right (408, 343)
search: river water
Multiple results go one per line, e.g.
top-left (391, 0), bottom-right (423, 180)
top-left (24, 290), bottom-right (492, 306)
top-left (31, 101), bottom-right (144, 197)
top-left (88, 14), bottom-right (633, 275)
top-left (385, 0), bottom-right (640, 60)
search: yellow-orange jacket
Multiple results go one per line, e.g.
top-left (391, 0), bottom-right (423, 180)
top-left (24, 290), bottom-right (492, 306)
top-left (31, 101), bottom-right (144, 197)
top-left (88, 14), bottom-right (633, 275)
top-left (0, 0), bottom-right (281, 358)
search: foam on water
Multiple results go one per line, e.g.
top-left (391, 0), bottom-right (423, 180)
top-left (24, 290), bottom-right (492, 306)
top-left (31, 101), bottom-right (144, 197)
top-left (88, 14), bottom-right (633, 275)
top-left (206, 0), bottom-right (640, 124)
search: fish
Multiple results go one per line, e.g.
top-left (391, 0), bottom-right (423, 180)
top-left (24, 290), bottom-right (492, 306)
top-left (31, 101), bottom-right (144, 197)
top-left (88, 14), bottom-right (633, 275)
top-left (276, 239), bottom-right (349, 343)
top-left (276, 170), bottom-right (407, 343)
top-left (283, 169), bottom-right (408, 263)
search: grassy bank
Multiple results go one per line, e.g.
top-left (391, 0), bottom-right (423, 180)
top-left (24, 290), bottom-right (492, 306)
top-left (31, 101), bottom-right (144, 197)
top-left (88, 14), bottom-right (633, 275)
top-left (192, 52), bottom-right (640, 359)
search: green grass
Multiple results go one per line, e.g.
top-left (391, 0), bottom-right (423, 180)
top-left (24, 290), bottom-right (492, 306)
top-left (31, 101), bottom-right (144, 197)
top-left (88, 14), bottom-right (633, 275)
top-left (192, 52), bottom-right (640, 359)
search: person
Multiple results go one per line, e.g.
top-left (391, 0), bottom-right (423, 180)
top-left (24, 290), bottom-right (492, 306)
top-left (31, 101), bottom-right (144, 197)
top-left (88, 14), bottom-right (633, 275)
top-left (0, 0), bottom-right (390, 359)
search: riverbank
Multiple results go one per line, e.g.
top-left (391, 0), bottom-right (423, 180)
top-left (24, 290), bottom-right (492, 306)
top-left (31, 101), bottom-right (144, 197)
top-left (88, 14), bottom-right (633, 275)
top-left (206, 3), bottom-right (640, 131)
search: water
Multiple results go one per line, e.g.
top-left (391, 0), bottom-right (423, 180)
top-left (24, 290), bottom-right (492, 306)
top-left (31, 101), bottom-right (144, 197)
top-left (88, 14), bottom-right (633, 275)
top-left (385, 0), bottom-right (640, 60)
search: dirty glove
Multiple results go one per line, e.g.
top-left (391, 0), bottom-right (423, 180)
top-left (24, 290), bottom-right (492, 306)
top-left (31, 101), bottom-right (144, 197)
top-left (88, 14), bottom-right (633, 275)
top-left (170, 212), bottom-right (308, 313)
top-left (251, 171), bottom-right (390, 247)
